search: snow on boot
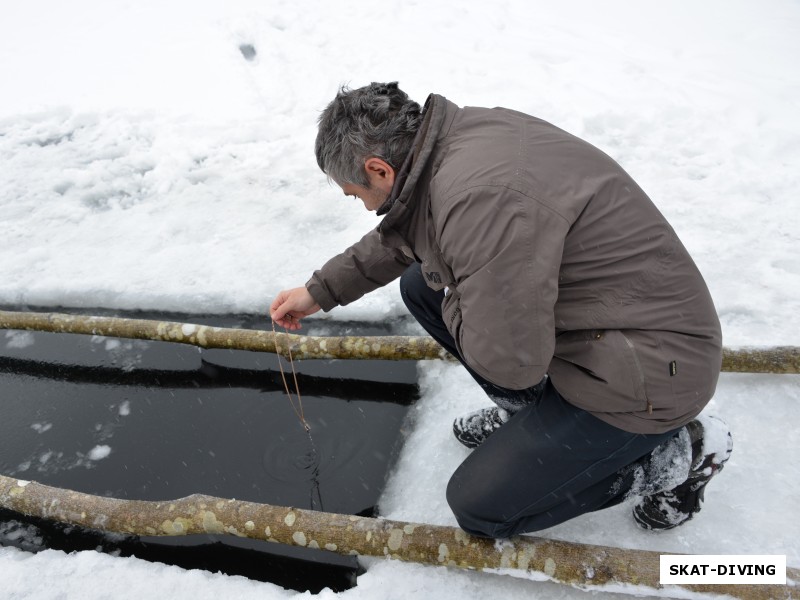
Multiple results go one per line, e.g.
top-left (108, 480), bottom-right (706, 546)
top-left (452, 406), bottom-right (510, 449)
top-left (633, 414), bottom-right (733, 531)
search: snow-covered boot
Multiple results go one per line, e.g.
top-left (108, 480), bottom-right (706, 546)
top-left (633, 414), bottom-right (733, 531)
top-left (452, 406), bottom-right (511, 449)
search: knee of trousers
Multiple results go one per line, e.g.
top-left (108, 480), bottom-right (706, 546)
top-left (399, 263), bottom-right (423, 306)
top-left (446, 470), bottom-right (519, 539)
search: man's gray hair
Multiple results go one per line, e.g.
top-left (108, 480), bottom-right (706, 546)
top-left (315, 82), bottom-right (422, 187)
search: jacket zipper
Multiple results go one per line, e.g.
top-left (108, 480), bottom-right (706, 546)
top-left (619, 332), bottom-right (653, 414)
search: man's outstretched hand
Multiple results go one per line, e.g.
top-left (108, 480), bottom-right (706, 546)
top-left (270, 286), bottom-right (321, 330)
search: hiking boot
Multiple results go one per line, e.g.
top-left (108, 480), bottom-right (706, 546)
top-left (452, 406), bottom-right (510, 449)
top-left (633, 414), bottom-right (733, 531)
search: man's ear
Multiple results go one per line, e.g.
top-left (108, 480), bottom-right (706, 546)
top-left (364, 157), bottom-right (395, 192)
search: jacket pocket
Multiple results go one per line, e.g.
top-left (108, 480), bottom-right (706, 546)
top-left (550, 329), bottom-right (649, 413)
top-left (618, 331), bottom-right (651, 412)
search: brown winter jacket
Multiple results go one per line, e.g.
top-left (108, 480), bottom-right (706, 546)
top-left (307, 94), bottom-right (722, 434)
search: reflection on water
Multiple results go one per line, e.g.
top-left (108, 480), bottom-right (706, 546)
top-left (305, 428), bottom-right (323, 511)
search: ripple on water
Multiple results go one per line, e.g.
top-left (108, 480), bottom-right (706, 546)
top-left (261, 423), bottom-right (365, 485)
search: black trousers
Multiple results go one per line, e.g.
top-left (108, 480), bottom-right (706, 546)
top-left (400, 263), bottom-right (682, 538)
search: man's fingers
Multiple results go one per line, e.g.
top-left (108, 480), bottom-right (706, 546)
top-left (270, 287), bottom-right (316, 328)
top-left (274, 315), bottom-right (301, 330)
top-left (270, 307), bottom-right (300, 329)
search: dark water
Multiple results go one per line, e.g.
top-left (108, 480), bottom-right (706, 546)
top-left (0, 308), bottom-right (420, 592)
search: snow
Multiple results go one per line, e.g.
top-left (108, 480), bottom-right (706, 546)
top-left (87, 445), bottom-right (112, 461)
top-left (4, 331), bottom-right (35, 349)
top-left (0, 0), bottom-right (799, 598)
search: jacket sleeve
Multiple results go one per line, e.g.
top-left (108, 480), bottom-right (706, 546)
top-left (437, 186), bottom-right (570, 390)
top-left (306, 227), bottom-right (414, 311)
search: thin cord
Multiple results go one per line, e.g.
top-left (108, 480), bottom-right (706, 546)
top-left (271, 319), bottom-right (310, 432)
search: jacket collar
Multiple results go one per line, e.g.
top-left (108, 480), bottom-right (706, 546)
top-left (375, 94), bottom-right (456, 244)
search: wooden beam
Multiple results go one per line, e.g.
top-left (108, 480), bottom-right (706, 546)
top-left (1, 310), bottom-right (798, 373)
top-left (0, 475), bottom-right (795, 599)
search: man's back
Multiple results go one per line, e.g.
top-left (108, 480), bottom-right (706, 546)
top-left (418, 99), bottom-right (721, 431)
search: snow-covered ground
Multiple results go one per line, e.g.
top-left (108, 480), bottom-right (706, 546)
top-left (1, 1), bottom-right (799, 598)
